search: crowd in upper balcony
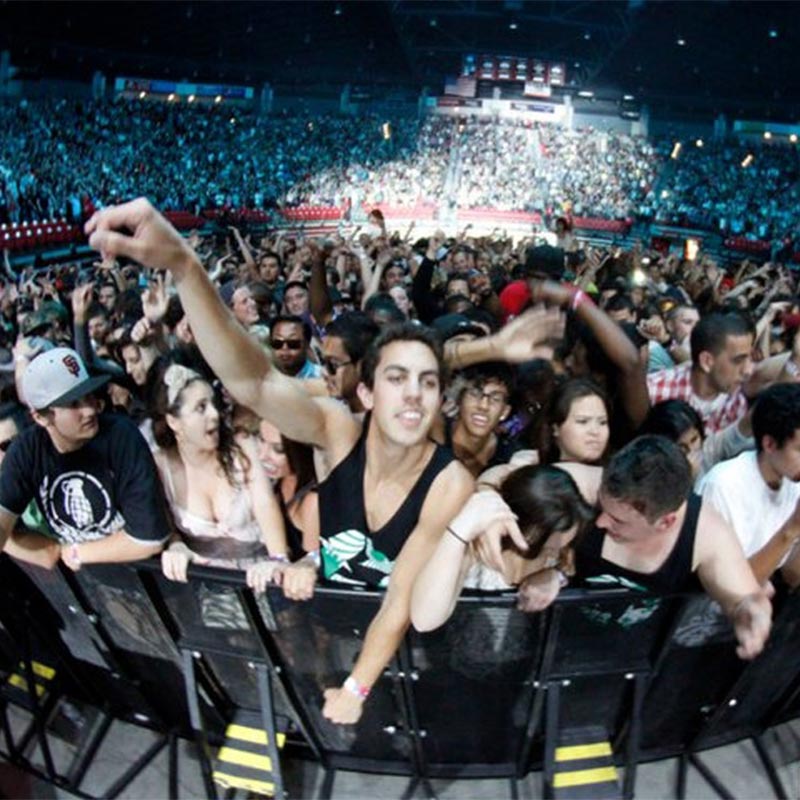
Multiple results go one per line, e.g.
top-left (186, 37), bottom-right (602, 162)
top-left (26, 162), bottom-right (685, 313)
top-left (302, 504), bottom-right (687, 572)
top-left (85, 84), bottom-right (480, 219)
top-left (1, 97), bottom-right (799, 241)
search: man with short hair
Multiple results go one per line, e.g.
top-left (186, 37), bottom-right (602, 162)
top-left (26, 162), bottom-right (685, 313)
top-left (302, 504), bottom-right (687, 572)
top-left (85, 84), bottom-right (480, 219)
top-left (0, 348), bottom-right (169, 569)
top-left (665, 303), bottom-right (700, 358)
top-left (516, 436), bottom-right (771, 660)
top-left (319, 311), bottom-right (379, 412)
top-left (437, 362), bottom-right (515, 477)
top-left (647, 312), bottom-right (755, 434)
top-left (282, 280), bottom-right (310, 318)
top-left (270, 315), bottom-right (323, 379)
top-left (700, 383), bottom-right (800, 585)
top-left (85, 199), bottom-right (474, 726)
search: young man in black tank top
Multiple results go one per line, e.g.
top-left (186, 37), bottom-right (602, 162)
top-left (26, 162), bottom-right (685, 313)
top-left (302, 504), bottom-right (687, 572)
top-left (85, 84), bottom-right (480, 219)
top-left (514, 437), bottom-right (772, 660)
top-left (86, 199), bottom-right (475, 725)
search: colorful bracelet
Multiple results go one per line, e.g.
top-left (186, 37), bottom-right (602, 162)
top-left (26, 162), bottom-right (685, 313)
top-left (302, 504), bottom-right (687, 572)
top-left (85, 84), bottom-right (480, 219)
top-left (343, 675), bottom-right (370, 700)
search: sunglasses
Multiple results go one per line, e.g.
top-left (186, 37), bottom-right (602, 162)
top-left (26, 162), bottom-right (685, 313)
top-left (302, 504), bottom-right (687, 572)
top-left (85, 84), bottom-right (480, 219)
top-left (270, 339), bottom-right (304, 351)
top-left (320, 356), bottom-right (352, 376)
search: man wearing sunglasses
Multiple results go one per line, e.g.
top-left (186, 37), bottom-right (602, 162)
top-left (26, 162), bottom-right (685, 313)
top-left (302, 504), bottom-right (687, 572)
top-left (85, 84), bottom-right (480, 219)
top-left (86, 199), bottom-right (474, 728)
top-left (269, 315), bottom-right (323, 379)
top-left (0, 347), bottom-right (170, 570)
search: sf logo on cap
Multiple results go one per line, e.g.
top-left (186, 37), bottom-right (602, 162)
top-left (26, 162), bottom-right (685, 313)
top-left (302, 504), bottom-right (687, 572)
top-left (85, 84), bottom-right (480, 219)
top-left (62, 355), bottom-right (81, 376)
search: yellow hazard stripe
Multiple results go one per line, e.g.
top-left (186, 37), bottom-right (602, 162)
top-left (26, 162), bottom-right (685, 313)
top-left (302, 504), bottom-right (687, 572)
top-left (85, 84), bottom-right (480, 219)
top-left (213, 770), bottom-right (274, 796)
top-left (225, 723), bottom-right (285, 747)
top-left (7, 674), bottom-right (45, 697)
top-left (556, 742), bottom-right (613, 761)
top-left (217, 746), bottom-right (274, 772)
top-left (553, 766), bottom-right (618, 788)
top-left (17, 661), bottom-right (56, 681)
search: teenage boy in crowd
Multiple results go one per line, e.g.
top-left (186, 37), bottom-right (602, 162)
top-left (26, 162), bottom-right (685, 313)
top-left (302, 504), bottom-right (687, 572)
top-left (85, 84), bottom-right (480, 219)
top-left (0, 347), bottom-right (169, 569)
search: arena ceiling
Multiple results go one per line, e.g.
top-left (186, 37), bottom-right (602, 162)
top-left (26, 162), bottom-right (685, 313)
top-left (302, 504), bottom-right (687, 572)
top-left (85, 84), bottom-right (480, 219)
top-left (2, 1), bottom-right (799, 118)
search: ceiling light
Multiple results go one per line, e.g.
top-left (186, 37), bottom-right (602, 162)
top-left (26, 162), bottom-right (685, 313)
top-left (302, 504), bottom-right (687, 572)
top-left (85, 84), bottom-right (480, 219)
top-left (676, 38), bottom-right (686, 46)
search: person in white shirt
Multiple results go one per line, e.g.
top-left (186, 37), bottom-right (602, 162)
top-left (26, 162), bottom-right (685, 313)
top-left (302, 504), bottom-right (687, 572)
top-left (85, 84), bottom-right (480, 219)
top-left (699, 383), bottom-right (800, 586)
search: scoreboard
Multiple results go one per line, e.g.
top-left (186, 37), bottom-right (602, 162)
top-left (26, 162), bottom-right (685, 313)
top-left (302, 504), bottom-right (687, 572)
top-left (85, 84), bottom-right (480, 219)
top-left (462, 54), bottom-right (565, 97)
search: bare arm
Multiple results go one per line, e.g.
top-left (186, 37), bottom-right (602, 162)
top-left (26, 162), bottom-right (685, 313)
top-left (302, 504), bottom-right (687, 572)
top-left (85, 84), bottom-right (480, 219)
top-left (747, 498), bottom-right (800, 585)
top-left (411, 492), bottom-right (520, 632)
top-left (308, 243), bottom-right (333, 327)
top-left (229, 226), bottom-right (257, 274)
top-left (445, 306), bottom-right (564, 369)
top-left (322, 461), bottom-right (474, 724)
top-left (85, 199), bottom-right (359, 451)
top-left (693, 503), bottom-right (772, 660)
top-left (62, 529), bottom-right (163, 569)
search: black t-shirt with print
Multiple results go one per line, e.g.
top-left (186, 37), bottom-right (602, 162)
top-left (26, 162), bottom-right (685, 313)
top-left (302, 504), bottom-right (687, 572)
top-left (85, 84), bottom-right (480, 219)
top-left (0, 413), bottom-right (170, 545)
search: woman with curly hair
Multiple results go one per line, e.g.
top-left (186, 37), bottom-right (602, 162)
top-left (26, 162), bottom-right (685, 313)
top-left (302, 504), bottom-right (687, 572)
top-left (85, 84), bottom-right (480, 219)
top-left (151, 362), bottom-right (315, 600)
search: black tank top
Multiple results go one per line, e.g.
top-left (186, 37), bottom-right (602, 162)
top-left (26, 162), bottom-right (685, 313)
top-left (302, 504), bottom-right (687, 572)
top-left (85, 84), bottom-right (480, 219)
top-left (277, 482), bottom-right (317, 562)
top-left (318, 416), bottom-right (455, 588)
top-left (575, 493), bottom-right (703, 594)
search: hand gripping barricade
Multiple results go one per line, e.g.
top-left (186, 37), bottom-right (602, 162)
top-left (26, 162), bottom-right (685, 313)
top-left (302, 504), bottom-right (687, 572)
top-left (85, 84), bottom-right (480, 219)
top-left (0, 554), bottom-right (798, 800)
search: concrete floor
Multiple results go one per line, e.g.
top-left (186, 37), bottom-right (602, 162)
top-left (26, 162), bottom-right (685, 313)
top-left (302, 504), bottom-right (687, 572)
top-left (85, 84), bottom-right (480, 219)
top-left (2, 705), bottom-right (799, 799)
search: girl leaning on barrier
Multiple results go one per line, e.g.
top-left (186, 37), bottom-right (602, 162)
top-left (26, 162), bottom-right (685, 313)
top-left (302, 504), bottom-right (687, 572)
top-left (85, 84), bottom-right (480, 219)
top-left (410, 465), bottom-right (595, 631)
top-left (150, 361), bottom-right (316, 600)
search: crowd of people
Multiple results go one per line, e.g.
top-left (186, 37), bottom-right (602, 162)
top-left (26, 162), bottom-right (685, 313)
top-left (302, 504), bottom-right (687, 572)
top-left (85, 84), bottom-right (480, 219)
top-left (0, 187), bottom-right (797, 725)
top-left (2, 97), bottom-right (800, 239)
top-left (654, 137), bottom-right (800, 239)
top-left (454, 117), bottom-right (661, 218)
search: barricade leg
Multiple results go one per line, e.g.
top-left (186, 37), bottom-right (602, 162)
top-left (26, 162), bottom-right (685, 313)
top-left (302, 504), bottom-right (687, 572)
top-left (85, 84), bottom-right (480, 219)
top-left (752, 734), bottom-right (788, 800)
top-left (65, 709), bottom-right (113, 789)
top-left (621, 673), bottom-right (647, 799)
top-left (182, 648), bottom-right (219, 800)
top-left (687, 754), bottom-right (734, 800)
top-left (256, 663), bottom-right (285, 799)
top-left (318, 766), bottom-right (336, 799)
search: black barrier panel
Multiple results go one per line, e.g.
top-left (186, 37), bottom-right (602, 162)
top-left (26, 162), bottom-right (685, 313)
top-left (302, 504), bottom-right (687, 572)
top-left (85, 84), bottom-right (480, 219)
top-left (145, 569), bottom-right (300, 730)
top-left (542, 591), bottom-right (686, 679)
top-left (638, 596), bottom-right (744, 759)
top-left (11, 560), bottom-right (114, 671)
top-left (6, 555), bottom-right (800, 789)
top-left (692, 590), bottom-right (800, 751)
top-left (256, 586), bottom-right (416, 772)
top-left (154, 573), bottom-right (263, 661)
top-left (70, 565), bottom-right (200, 734)
top-left (408, 594), bottom-right (542, 771)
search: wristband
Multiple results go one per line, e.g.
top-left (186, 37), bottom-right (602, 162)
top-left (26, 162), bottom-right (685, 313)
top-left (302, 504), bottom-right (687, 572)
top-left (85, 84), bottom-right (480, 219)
top-left (269, 554), bottom-right (290, 563)
top-left (68, 543), bottom-right (81, 569)
top-left (447, 525), bottom-right (469, 546)
top-left (554, 567), bottom-right (569, 588)
top-left (343, 675), bottom-right (370, 700)
top-left (570, 288), bottom-right (594, 313)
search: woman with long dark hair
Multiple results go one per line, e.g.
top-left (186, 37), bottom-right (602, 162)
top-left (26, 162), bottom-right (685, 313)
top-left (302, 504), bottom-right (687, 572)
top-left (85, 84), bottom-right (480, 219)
top-left (151, 362), bottom-right (315, 599)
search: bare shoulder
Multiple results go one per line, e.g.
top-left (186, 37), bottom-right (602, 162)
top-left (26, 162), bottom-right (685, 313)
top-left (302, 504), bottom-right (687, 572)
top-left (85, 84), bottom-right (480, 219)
top-left (553, 462), bottom-right (602, 505)
top-left (420, 458), bottom-right (475, 527)
top-left (314, 396), bottom-right (363, 461)
top-left (693, 499), bottom-right (743, 568)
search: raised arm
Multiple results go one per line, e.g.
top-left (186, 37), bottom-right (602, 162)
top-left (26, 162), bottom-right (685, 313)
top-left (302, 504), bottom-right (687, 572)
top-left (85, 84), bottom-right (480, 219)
top-left (86, 199), bottom-right (352, 449)
top-left (445, 305), bottom-right (564, 370)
